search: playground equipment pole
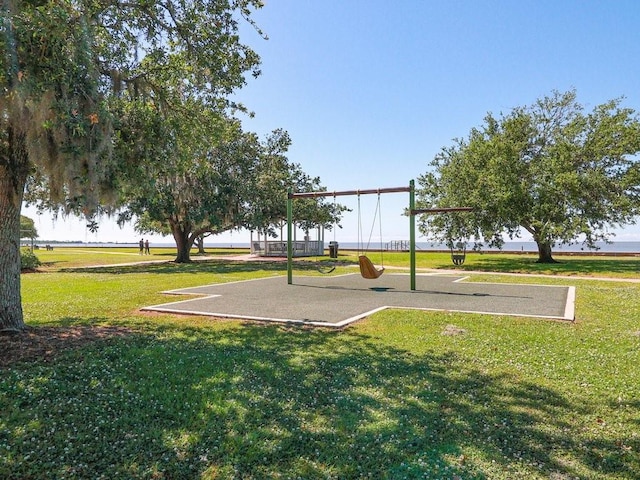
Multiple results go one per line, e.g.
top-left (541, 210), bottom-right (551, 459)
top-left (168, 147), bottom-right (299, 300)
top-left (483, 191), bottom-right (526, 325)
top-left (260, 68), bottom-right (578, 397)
top-left (287, 188), bottom-right (293, 284)
top-left (409, 205), bottom-right (473, 289)
top-left (291, 186), bottom-right (413, 199)
top-left (409, 180), bottom-right (416, 291)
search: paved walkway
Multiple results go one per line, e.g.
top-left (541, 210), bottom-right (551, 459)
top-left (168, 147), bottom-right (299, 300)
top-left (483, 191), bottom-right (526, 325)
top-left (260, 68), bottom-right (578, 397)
top-left (143, 273), bottom-right (575, 328)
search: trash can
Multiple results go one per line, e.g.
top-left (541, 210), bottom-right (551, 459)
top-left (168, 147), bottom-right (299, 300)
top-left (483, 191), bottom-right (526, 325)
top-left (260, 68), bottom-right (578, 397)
top-left (329, 241), bottom-right (339, 259)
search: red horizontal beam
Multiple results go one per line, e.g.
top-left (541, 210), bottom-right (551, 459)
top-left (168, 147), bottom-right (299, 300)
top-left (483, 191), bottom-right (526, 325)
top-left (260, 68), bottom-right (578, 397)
top-left (289, 186), bottom-right (412, 199)
top-left (410, 207), bottom-right (473, 215)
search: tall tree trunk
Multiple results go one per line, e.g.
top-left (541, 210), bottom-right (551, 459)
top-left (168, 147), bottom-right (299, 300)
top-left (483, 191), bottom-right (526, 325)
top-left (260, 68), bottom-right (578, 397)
top-left (171, 223), bottom-right (192, 263)
top-left (0, 130), bottom-right (29, 332)
top-left (0, 176), bottom-right (25, 332)
top-left (535, 240), bottom-right (558, 263)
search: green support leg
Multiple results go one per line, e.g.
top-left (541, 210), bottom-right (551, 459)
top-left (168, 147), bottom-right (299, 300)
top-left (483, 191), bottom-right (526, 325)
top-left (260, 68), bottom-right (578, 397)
top-left (410, 180), bottom-right (416, 291)
top-left (287, 191), bottom-right (293, 284)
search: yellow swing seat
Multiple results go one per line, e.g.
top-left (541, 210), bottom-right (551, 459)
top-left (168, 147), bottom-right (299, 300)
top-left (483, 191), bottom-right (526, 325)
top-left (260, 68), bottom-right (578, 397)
top-left (358, 255), bottom-right (384, 279)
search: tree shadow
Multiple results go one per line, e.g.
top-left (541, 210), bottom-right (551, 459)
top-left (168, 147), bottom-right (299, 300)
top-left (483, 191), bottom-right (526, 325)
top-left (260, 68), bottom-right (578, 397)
top-left (59, 258), bottom-right (358, 277)
top-left (0, 321), bottom-right (129, 367)
top-left (3, 325), bottom-right (637, 478)
top-left (453, 255), bottom-right (640, 277)
top-left (59, 259), bottom-right (289, 275)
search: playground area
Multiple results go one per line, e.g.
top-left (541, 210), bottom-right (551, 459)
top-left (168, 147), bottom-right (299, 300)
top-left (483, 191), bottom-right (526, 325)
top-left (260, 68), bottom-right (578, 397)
top-left (143, 273), bottom-right (576, 327)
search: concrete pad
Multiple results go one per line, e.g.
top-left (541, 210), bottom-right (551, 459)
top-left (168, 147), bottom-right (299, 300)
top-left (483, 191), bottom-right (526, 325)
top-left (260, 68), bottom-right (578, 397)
top-left (142, 273), bottom-right (575, 327)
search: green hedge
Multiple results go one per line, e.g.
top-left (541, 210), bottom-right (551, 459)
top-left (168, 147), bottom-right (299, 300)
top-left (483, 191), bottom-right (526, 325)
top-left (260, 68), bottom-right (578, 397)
top-left (20, 248), bottom-right (41, 270)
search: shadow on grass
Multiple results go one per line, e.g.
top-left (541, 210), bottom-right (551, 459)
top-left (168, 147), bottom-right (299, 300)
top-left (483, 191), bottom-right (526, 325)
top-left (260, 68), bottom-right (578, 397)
top-left (451, 255), bottom-right (640, 277)
top-left (59, 258), bottom-right (357, 276)
top-left (3, 325), bottom-right (637, 478)
top-left (150, 249), bottom-right (247, 258)
top-left (60, 259), bottom-right (286, 275)
top-left (0, 321), bottom-right (129, 367)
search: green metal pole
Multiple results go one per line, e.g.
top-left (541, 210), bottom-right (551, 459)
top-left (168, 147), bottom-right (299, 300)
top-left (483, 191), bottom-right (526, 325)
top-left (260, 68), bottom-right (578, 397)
top-left (409, 179), bottom-right (416, 291)
top-left (287, 190), bottom-right (293, 284)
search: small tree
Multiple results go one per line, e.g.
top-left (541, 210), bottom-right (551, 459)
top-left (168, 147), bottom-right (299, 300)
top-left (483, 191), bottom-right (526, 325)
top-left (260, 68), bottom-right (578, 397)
top-left (244, 153), bottom-right (347, 241)
top-left (19, 215), bottom-right (38, 241)
top-left (418, 90), bottom-right (640, 263)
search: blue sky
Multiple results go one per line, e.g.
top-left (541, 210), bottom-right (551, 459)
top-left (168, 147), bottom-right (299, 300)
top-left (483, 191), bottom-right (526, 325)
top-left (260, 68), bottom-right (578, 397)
top-left (24, 0), bottom-right (640, 244)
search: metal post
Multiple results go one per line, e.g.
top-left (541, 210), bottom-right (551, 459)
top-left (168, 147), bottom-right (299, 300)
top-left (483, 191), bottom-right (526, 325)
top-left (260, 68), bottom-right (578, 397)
top-left (287, 189), bottom-right (293, 284)
top-left (409, 180), bottom-right (416, 291)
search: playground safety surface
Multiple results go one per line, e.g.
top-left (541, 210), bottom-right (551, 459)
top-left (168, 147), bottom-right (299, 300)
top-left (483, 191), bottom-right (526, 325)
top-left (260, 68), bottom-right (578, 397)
top-left (143, 273), bottom-right (575, 327)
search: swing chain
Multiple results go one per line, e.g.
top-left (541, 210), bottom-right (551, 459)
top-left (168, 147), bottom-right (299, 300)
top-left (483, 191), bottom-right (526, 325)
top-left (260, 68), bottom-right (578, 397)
top-left (357, 193), bottom-right (384, 267)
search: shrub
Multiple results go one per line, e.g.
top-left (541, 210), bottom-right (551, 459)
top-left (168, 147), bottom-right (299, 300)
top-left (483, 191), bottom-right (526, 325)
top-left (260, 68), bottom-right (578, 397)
top-left (20, 248), bottom-right (41, 271)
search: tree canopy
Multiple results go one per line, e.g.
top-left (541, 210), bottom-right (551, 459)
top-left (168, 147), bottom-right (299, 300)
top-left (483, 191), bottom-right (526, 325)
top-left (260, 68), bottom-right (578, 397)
top-left (1, 0), bottom-right (265, 331)
top-left (244, 145), bottom-right (347, 241)
top-left (121, 115), bottom-right (343, 262)
top-left (117, 101), bottom-right (268, 263)
top-left (417, 90), bottom-right (640, 263)
top-left (19, 215), bottom-right (37, 239)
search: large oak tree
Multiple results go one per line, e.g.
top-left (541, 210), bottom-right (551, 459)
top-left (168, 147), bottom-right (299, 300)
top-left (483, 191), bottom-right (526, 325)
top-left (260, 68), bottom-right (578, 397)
top-left (123, 120), bottom-right (343, 262)
top-left (1, 0), bottom-right (263, 331)
top-left (117, 103), bottom-right (265, 263)
top-left (418, 90), bottom-right (640, 262)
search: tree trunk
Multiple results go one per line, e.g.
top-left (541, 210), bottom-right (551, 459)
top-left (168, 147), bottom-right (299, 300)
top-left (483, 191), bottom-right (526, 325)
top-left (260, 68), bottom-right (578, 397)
top-left (172, 223), bottom-right (192, 263)
top-left (535, 240), bottom-right (558, 263)
top-left (0, 136), bottom-right (29, 332)
top-left (195, 235), bottom-right (206, 254)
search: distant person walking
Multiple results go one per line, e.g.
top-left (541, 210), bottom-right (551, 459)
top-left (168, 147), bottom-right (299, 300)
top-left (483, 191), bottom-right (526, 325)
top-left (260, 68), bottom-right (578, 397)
top-left (139, 238), bottom-right (144, 255)
top-left (144, 239), bottom-right (150, 255)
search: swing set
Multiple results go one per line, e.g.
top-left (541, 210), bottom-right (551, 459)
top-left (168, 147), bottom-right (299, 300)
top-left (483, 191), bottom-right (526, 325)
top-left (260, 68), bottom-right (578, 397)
top-left (311, 191), bottom-right (385, 277)
top-left (286, 180), bottom-right (472, 290)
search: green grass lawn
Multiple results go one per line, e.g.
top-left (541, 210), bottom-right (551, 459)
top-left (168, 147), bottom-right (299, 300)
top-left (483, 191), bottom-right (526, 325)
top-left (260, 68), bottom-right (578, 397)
top-left (2, 248), bottom-right (639, 479)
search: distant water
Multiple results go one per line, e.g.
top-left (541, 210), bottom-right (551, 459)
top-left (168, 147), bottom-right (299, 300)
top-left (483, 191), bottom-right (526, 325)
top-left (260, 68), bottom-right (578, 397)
top-left (41, 241), bottom-right (640, 253)
top-left (336, 241), bottom-right (640, 253)
top-left (416, 241), bottom-right (640, 253)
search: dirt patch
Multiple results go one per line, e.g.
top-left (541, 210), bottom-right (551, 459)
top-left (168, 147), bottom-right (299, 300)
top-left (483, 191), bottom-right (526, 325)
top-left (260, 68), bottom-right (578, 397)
top-left (0, 325), bottom-right (133, 368)
top-left (442, 324), bottom-right (467, 336)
